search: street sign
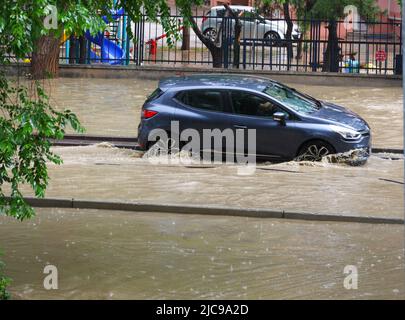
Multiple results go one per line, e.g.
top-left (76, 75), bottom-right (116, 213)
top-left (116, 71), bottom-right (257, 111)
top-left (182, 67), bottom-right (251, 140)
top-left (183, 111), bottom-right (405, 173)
top-left (375, 50), bottom-right (387, 62)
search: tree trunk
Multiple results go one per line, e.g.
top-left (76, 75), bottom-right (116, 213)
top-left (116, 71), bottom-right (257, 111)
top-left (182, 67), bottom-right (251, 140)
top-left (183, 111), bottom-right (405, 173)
top-left (322, 20), bottom-right (340, 72)
top-left (211, 47), bottom-right (223, 68)
top-left (79, 36), bottom-right (86, 64)
top-left (181, 26), bottom-right (190, 50)
top-left (188, 4), bottom-right (239, 69)
top-left (296, 33), bottom-right (304, 60)
top-left (69, 35), bottom-right (77, 64)
top-left (283, 2), bottom-right (294, 69)
top-left (189, 16), bottom-right (222, 68)
top-left (31, 35), bottom-right (61, 79)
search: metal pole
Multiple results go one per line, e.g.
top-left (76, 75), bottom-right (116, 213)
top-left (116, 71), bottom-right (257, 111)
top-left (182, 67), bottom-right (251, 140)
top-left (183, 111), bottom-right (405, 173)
top-left (125, 15), bottom-right (131, 65)
top-left (65, 39), bottom-right (70, 64)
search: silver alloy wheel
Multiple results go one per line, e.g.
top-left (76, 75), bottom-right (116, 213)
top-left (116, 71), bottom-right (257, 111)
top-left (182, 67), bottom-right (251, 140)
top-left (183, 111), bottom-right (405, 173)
top-left (299, 144), bottom-right (330, 161)
top-left (203, 28), bottom-right (217, 42)
top-left (264, 32), bottom-right (280, 46)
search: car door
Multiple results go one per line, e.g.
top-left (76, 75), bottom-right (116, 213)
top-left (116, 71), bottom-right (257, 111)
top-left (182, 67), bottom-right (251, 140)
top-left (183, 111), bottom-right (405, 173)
top-left (255, 14), bottom-right (267, 39)
top-left (173, 89), bottom-right (233, 153)
top-left (241, 11), bottom-right (257, 40)
top-left (226, 89), bottom-right (302, 160)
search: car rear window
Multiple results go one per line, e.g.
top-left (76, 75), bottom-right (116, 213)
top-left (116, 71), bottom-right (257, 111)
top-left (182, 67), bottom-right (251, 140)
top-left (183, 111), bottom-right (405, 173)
top-left (176, 90), bottom-right (225, 112)
top-left (145, 88), bottom-right (163, 103)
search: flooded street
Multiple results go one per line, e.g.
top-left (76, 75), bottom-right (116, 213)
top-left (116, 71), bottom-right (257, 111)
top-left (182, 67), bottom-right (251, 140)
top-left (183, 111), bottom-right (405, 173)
top-left (1, 76), bottom-right (403, 300)
top-left (10, 144), bottom-right (401, 219)
top-left (0, 208), bottom-right (403, 299)
top-left (45, 78), bottom-right (403, 148)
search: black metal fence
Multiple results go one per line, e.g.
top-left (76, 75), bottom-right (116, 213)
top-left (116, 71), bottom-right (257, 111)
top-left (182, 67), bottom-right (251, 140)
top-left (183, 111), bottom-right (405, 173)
top-left (58, 8), bottom-right (402, 75)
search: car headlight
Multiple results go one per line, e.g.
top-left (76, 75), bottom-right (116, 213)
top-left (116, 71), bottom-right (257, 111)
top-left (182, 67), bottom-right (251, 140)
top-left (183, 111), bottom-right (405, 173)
top-left (330, 125), bottom-right (362, 140)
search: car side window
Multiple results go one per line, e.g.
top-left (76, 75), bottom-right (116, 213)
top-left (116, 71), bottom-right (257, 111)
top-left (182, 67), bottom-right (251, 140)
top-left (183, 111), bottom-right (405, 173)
top-left (176, 90), bottom-right (226, 113)
top-left (241, 11), bottom-right (257, 21)
top-left (216, 9), bottom-right (225, 18)
top-left (230, 90), bottom-right (284, 118)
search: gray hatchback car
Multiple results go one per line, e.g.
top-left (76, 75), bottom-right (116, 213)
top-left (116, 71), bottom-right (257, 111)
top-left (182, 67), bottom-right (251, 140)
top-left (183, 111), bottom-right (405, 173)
top-left (138, 74), bottom-right (371, 164)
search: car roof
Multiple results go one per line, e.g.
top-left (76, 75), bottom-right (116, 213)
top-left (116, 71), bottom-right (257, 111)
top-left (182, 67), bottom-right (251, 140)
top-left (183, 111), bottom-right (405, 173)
top-left (158, 74), bottom-right (276, 92)
top-left (210, 5), bottom-right (255, 12)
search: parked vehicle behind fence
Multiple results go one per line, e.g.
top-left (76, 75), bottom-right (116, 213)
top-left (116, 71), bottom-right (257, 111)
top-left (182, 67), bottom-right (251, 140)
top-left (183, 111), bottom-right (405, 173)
top-left (201, 5), bottom-right (301, 45)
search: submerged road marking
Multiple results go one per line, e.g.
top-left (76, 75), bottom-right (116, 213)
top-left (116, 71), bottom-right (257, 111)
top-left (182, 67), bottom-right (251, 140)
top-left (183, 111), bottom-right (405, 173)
top-left (379, 178), bottom-right (404, 185)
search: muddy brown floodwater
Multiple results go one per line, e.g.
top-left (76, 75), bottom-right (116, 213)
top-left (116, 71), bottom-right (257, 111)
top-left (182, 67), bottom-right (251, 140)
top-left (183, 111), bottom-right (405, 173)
top-left (1, 76), bottom-right (402, 300)
top-left (11, 145), bottom-right (402, 219)
top-left (0, 208), bottom-right (403, 299)
top-left (44, 78), bottom-right (403, 148)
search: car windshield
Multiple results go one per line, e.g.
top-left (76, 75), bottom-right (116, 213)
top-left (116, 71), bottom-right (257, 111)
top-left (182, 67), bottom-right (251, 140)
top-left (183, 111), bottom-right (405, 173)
top-left (263, 83), bottom-right (321, 114)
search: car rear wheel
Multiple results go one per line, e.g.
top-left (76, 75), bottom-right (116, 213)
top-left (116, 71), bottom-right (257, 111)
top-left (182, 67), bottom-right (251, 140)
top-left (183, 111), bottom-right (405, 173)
top-left (146, 132), bottom-right (196, 158)
top-left (146, 132), bottom-right (177, 155)
top-left (264, 31), bottom-right (281, 46)
top-left (203, 28), bottom-right (217, 42)
top-left (297, 140), bottom-right (335, 162)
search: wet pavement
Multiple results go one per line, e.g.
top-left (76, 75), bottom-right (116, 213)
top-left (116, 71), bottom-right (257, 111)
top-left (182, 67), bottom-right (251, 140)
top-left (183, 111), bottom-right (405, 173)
top-left (45, 78), bottom-right (403, 149)
top-left (0, 208), bottom-right (403, 299)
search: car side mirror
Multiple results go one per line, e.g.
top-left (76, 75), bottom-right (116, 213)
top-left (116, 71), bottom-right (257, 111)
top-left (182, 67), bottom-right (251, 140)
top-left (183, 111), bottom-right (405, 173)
top-left (273, 112), bottom-right (287, 125)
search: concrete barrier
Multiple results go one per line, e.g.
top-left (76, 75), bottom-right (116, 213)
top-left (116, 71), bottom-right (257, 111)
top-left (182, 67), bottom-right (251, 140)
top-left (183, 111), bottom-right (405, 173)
top-left (7, 196), bottom-right (404, 225)
top-left (2, 64), bottom-right (402, 87)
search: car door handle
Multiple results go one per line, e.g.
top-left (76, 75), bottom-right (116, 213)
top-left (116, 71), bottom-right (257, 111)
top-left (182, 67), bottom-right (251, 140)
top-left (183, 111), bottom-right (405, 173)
top-left (234, 125), bottom-right (248, 129)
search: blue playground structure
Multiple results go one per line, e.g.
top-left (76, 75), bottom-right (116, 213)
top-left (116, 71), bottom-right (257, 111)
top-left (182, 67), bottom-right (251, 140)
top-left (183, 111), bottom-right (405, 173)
top-left (62, 8), bottom-right (131, 65)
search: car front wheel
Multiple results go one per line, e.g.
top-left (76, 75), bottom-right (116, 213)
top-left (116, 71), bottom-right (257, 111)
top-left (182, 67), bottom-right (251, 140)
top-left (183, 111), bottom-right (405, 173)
top-left (203, 28), bottom-right (217, 42)
top-left (297, 140), bottom-right (335, 162)
top-left (264, 31), bottom-right (281, 46)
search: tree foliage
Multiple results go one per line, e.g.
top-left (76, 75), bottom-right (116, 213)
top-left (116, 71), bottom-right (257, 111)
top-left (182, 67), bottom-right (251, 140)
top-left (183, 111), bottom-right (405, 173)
top-left (310, 0), bottom-right (379, 20)
top-left (0, 1), bottom-right (105, 64)
top-left (0, 1), bottom-right (88, 220)
top-left (0, 76), bottom-right (84, 220)
top-left (0, 251), bottom-right (11, 300)
top-left (0, 0), bottom-right (211, 218)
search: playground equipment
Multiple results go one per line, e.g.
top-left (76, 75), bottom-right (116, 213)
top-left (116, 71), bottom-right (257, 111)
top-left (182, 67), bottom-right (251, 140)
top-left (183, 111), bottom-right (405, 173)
top-left (343, 58), bottom-right (360, 73)
top-left (341, 53), bottom-right (360, 73)
top-left (146, 25), bottom-right (184, 56)
top-left (63, 8), bottom-right (130, 65)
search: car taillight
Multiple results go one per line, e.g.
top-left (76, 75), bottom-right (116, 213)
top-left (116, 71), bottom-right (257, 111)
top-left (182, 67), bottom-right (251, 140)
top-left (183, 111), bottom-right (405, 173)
top-left (202, 16), bottom-right (208, 23)
top-left (143, 109), bottom-right (158, 119)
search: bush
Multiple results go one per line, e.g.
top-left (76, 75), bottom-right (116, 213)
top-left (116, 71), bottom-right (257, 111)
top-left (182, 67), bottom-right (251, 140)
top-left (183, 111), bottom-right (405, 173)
top-left (0, 254), bottom-right (11, 300)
